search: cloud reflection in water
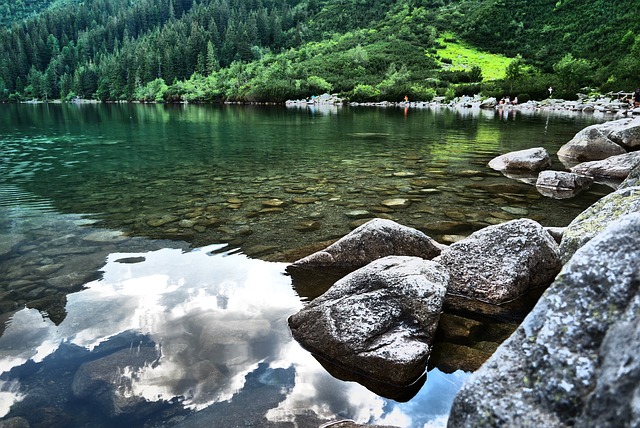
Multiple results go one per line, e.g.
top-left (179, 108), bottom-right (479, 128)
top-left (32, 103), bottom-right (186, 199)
top-left (0, 244), bottom-right (468, 426)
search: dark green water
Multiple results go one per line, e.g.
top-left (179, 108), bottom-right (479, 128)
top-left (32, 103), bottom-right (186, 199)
top-left (0, 103), bottom-right (610, 427)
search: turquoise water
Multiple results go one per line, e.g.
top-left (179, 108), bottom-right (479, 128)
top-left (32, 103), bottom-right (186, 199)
top-left (0, 103), bottom-right (610, 427)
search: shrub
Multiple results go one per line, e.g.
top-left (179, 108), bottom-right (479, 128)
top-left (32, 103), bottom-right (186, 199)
top-left (351, 84), bottom-right (380, 102)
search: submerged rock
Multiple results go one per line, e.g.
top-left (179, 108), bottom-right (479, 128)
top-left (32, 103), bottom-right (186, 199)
top-left (72, 345), bottom-right (163, 419)
top-left (488, 147), bottom-right (551, 173)
top-left (288, 256), bottom-right (448, 387)
top-left (447, 213), bottom-right (640, 428)
top-left (559, 185), bottom-right (640, 263)
top-left (434, 218), bottom-right (561, 305)
top-left (286, 218), bottom-right (443, 275)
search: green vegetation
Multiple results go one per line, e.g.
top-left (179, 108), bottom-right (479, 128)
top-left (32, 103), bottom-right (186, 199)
top-left (433, 33), bottom-right (513, 81)
top-left (0, 0), bottom-right (638, 103)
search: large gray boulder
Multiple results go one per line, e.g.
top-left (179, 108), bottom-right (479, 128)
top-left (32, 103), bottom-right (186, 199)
top-left (434, 219), bottom-right (561, 305)
top-left (557, 124), bottom-right (626, 162)
top-left (608, 118), bottom-right (640, 150)
top-left (288, 256), bottom-right (448, 386)
top-left (559, 185), bottom-right (640, 263)
top-left (535, 170), bottom-right (593, 199)
top-left (72, 346), bottom-right (162, 419)
top-left (447, 213), bottom-right (640, 428)
top-left (286, 218), bottom-right (443, 274)
top-left (570, 150), bottom-right (640, 179)
top-left (488, 147), bottom-right (551, 173)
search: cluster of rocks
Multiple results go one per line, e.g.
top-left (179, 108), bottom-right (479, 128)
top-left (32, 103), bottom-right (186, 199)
top-left (343, 95), bottom-right (640, 116)
top-left (286, 120), bottom-right (640, 427)
top-left (448, 168), bottom-right (640, 427)
top-left (488, 117), bottom-right (640, 199)
top-left (286, 216), bottom-right (563, 390)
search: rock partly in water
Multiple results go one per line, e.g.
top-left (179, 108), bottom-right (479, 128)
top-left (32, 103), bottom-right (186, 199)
top-left (288, 256), bottom-right (449, 387)
top-left (557, 124), bottom-right (626, 163)
top-left (488, 147), bottom-right (551, 173)
top-left (559, 185), bottom-right (640, 263)
top-left (570, 150), bottom-right (640, 180)
top-left (71, 345), bottom-right (163, 419)
top-left (434, 218), bottom-right (561, 305)
top-left (535, 170), bottom-right (593, 199)
top-left (447, 213), bottom-right (640, 428)
top-left (285, 218), bottom-right (443, 275)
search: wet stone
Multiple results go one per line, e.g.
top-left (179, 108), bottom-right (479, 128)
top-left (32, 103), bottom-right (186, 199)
top-left (345, 210), bottom-right (371, 219)
top-left (444, 211), bottom-right (466, 220)
top-left (381, 198), bottom-right (411, 208)
top-left (485, 217), bottom-right (505, 225)
top-left (489, 211), bottom-right (515, 220)
top-left (293, 220), bottom-right (322, 232)
top-left (147, 216), bottom-right (179, 227)
top-left (262, 199), bottom-right (286, 208)
top-left (35, 264), bottom-right (65, 276)
top-left (259, 207), bottom-right (285, 214)
top-left (421, 221), bottom-right (469, 234)
top-left (500, 206), bottom-right (528, 215)
top-left (285, 188), bottom-right (308, 194)
top-left (393, 171), bottom-right (417, 177)
top-left (176, 219), bottom-right (195, 228)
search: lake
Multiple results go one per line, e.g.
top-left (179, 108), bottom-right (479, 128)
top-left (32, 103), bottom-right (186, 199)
top-left (0, 103), bottom-right (610, 427)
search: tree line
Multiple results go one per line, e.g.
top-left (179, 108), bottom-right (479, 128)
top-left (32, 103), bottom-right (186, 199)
top-left (0, 0), bottom-right (638, 103)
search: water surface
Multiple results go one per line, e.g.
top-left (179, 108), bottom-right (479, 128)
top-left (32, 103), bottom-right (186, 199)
top-left (0, 103), bottom-right (611, 427)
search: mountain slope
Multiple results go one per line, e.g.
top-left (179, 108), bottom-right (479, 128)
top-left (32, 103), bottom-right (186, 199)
top-left (0, 0), bottom-right (638, 102)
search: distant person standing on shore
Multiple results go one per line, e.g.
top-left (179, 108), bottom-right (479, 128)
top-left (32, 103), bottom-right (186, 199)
top-left (633, 88), bottom-right (640, 107)
top-left (548, 86), bottom-right (553, 98)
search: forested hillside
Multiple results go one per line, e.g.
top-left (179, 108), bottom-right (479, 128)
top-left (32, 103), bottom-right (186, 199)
top-left (0, 0), bottom-right (638, 103)
top-left (452, 0), bottom-right (640, 95)
top-left (0, 0), bottom-right (70, 26)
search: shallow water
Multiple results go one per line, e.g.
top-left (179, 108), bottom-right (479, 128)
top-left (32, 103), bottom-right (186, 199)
top-left (0, 103), bottom-right (611, 427)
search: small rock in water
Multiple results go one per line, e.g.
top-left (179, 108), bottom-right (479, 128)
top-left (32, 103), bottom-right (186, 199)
top-left (179, 219), bottom-right (196, 228)
top-left (82, 231), bottom-right (127, 244)
top-left (262, 198), bottom-right (286, 208)
top-left (147, 216), bottom-right (178, 227)
top-left (393, 171), bottom-right (417, 177)
top-left (293, 220), bottom-right (321, 232)
top-left (445, 211), bottom-right (466, 220)
top-left (345, 210), bottom-right (371, 219)
top-left (259, 207), bottom-right (285, 214)
top-left (382, 198), bottom-right (411, 208)
top-left (500, 206), bottom-right (528, 215)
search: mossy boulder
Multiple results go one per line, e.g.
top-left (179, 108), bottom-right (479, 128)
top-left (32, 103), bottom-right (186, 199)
top-left (559, 185), bottom-right (640, 263)
top-left (448, 213), bottom-right (640, 428)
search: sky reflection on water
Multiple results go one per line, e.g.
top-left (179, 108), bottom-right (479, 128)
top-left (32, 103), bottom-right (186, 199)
top-left (0, 238), bottom-right (468, 427)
